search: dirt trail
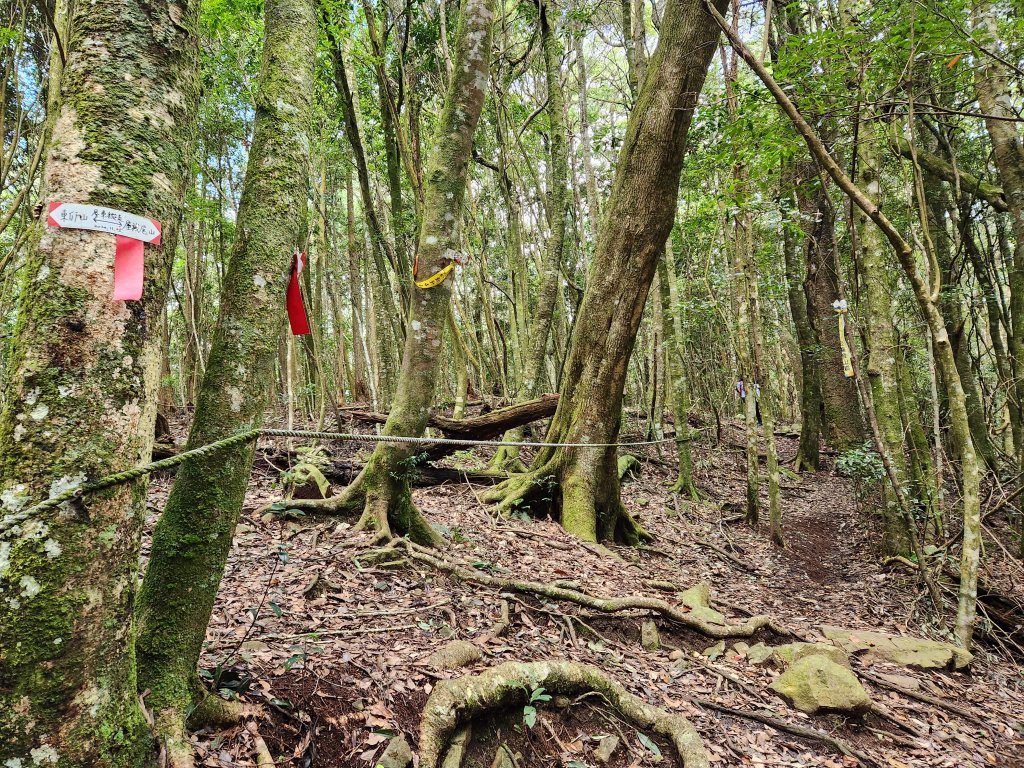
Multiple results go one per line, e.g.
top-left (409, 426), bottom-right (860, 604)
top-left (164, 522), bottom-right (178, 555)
top-left (145, 418), bottom-right (1024, 768)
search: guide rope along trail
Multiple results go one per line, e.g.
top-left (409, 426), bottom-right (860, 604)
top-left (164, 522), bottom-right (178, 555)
top-left (0, 429), bottom-right (676, 537)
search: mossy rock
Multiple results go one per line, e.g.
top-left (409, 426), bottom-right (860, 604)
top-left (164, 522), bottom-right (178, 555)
top-left (688, 604), bottom-right (726, 626)
top-left (769, 655), bottom-right (873, 715)
top-left (745, 642), bottom-right (775, 665)
top-left (773, 642), bottom-right (851, 669)
top-left (640, 619), bottom-right (661, 651)
top-left (821, 626), bottom-right (973, 670)
top-left (375, 736), bottom-right (413, 768)
top-left (678, 582), bottom-right (711, 609)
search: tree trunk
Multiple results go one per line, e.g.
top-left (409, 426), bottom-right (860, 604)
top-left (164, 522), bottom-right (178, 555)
top-left (795, 165), bottom-right (865, 451)
top-left (854, 114), bottom-right (913, 555)
top-left (973, 1), bottom-right (1024, 462)
top-left (134, 0), bottom-right (315, 762)
top-left (484, 0), bottom-right (726, 543)
top-left (780, 177), bottom-right (822, 471)
top-left (0, 0), bottom-right (199, 761)
top-left (279, 0), bottom-right (495, 545)
top-left (492, 0), bottom-right (569, 470)
top-left (658, 245), bottom-right (698, 498)
top-left (708, 3), bottom-right (982, 646)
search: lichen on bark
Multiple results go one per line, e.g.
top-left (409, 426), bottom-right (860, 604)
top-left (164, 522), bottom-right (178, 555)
top-left (0, 0), bottom-right (201, 763)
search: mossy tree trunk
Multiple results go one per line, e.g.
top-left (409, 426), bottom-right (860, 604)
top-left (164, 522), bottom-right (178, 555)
top-left (853, 116), bottom-right (913, 556)
top-left (281, 0), bottom-right (495, 543)
top-left (709, 3), bottom-right (983, 646)
top-left (973, 1), bottom-right (1024, 465)
top-left (0, 0), bottom-right (200, 761)
top-left (484, 0), bottom-right (726, 543)
top-left (658, 244), bottom-right (698, 498)
top-left (794, 165), bottom-right (865, 452)
top-left (780, 187), bottom-right (822, 471)
top-left (133, 0), bottom-right (316, 761)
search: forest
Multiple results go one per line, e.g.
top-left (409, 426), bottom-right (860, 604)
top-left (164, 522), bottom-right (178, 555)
top-left (1, 0), bottom-right (1024, 764)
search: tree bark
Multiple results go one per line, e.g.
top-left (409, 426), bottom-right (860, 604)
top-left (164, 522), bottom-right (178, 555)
top-left (484, 0), bottom-right (726, 543)
top-left (0, 0), bottom-right (200, 761)
top-left (133, 0), bottom-right (315, 763)
top-left (278, 0), bottom-right (495, 545)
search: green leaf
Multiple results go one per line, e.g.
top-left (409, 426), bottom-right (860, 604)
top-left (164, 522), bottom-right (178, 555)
top-left (637, 732), bottom-right (662, 759)
top-left (522, 705), bottom-right (537, 728)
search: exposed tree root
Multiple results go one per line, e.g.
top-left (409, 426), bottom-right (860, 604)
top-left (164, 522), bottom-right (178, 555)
top-left (419, 660), bottom-right (709, 768)
top-left (694, 698), bottom-right (879, 768)
top-left (263, 463), bottom-right (443, 548)
top-left (148, 688), bottom-right (244, 768)
top-left (387, 540), bottom-right (785, 638)
top-left (482, 461), bottom-right (652, 545)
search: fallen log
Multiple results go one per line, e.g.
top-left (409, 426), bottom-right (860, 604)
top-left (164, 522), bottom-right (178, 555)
top-left (346, 393), bottom-right (559, 460)
top-left (345, 393), bottom-right (558, 439)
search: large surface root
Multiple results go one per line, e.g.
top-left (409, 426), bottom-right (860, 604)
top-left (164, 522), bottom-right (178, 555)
top-left (419, 660), bottom-right (709, 768)
top-left (386, 539), bottom-right (784, 638)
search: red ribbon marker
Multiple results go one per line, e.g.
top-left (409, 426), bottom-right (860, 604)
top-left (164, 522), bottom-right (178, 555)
top-left (287, 251), bottom-right (311, 336)
top-left (46, 202), bottom-right (161, 301)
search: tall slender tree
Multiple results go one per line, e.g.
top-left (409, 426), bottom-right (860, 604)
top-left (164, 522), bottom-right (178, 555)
top-left (279, 0), bottom-right (496, 543)
top-left (134, 0), bottom-right (316, 761)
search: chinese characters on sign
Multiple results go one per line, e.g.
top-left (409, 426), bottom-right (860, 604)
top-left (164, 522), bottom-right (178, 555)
top-left (46, 202), bottom-right (162, 300)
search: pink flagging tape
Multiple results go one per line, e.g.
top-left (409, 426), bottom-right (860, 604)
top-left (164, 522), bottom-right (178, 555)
top-left (46, 202), bottom-right (161, 301)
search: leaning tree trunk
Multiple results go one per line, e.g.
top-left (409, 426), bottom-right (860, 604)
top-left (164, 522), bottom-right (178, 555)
top-left (709, 1), bottom-right (982, 647)
top-left (279, 0), bottom-right (495, 544)
top-left (0, 0), bottom-right (199, 762)
top-left (133, 0), bottom-right (315, 762)
top-left (483, 0), bottom-right (726, 543)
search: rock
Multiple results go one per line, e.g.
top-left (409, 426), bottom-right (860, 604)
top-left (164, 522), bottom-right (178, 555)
top-left (423, 640), bottom-right (482, 671)
top-left (641, 619), bottom-right (661, 651)
top-left (668, 649), bottom-right (685, 661)
top-left (703, 640), bottom-right (725, 659)
top-left (490, 745), bottom-right (519, 768)
top-left (594, 734), bottom-right (620, 764)
top-left (873, 672), bottom-right (921, 691)
top-left (773, 642), bottom-right (851, 669)
top-left (821, 626), bottom-right (973, 670)
top-left (678, 583), bottom-right (711, 609)
top-left (375, 736), bottom-right (413, 768)
top-left (769, 655), bottom-right (873, 715)
top-left (730, 642), bottom-right (750, 660)
top-left (688, 605), bottom-right (726, 625)
top-left (745, 642), bottom-right (775, 665)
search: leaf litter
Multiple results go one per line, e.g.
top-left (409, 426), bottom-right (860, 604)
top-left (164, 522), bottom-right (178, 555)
top-left (142, 414), bottom-right (1024, 767)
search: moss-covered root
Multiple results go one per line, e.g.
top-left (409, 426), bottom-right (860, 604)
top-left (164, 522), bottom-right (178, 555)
top-left (419, 661), bottom-right (709, 768)
top-left (147, 685), bottom-right (243, 768)
top-left (265, 462), bottom-right (442, 548)
top-left (398, 540), bottom-right (779, 639)
top-left (479, 463), bottom-right (558, 513)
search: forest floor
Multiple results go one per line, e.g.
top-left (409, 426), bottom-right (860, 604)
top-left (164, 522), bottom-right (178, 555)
top-left (145, 411), bottom-right (1024, 768)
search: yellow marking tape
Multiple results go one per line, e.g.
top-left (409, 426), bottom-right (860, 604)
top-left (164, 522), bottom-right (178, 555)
top-left (415, 261), bottom-right (455, 289)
